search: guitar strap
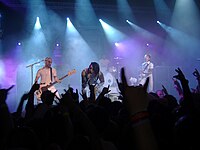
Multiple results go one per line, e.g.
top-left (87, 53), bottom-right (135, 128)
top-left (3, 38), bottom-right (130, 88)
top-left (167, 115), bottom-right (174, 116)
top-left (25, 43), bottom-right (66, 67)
top-left (143, 62), bottom-right (150, 72)
top-left (50, 67), bottom-right (53, 82)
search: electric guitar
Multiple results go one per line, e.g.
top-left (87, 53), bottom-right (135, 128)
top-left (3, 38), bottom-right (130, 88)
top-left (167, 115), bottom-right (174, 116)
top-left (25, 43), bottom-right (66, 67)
top-left (35, 69), bottom-right (76, 100)
top-left (138, 71), bottom-right (151, 84)
top-left (138, 63), bottom-right (150, 84)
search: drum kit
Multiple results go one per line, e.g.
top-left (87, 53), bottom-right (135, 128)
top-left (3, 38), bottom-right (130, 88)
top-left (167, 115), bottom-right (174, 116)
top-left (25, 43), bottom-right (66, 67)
top-left (100, 56), bottom-right (123, 101)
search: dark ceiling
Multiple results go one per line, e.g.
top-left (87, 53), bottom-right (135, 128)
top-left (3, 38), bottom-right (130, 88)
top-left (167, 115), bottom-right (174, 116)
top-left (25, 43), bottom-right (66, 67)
top-left (1, 0), bottom-right (200, 48)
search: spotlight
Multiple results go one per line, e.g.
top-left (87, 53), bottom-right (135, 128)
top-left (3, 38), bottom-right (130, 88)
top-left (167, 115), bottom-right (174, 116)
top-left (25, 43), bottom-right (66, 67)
top-left (157, 21), bottom-right (160, 24)
top-left (126, 20), bottom-right (133, 25)
top-left (126, 20), bottom-right (131, 24)
top-left (35, 17), bottom-right (41, 29)
top-left (17, 42), bottom-right (21, 46)
top-left (56, 43), bottom-right (59, 47)
top-left (115, 42), bottom-right (119, 47)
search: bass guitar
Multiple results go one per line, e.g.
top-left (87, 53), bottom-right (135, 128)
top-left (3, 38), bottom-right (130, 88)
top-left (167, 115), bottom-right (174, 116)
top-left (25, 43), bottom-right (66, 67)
top-left (35, 69), bottom-right (76, 100)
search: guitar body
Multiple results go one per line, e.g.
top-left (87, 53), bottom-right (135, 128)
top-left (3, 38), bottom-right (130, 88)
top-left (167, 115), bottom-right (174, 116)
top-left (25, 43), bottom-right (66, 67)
top-left (35, 69), bottom-right (76, 101)
top-left (138, 71), bottom-right (152, 85)
top-left (35, 88), bottom-right (42, 100)
top-left (138, 72), bottom-right (146, 84)
top-left (35, 84), bottom-right (54, 100)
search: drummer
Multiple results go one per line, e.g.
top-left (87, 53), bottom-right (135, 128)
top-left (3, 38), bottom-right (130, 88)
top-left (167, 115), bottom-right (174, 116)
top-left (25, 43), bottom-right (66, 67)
top-left (99, 55), bottom-right (110, 73)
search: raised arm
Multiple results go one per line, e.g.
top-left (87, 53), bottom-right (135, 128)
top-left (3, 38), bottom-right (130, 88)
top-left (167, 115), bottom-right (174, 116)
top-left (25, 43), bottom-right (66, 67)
top-left (25, 83), bottom-right (39, 120)
top-left (60, 89), bottom-right (103, 150)
top-left (0, 85), bottom-right (15, 149)
top-left (117, 67), bottom-right (158, 150)
top-left (173, 67), bottom-right (193, 110)
top-left (81, 69), bottom-right (88, 91)
top-left (173, 78), bottom-right (183, 99)
top-left (192, 68), bottom-right (200, 93)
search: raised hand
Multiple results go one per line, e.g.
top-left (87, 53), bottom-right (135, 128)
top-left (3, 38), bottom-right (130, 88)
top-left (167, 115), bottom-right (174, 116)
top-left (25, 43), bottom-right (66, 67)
top-left (173, 67), bottom-right (186, 82)
top-left (193, 68), bottom-right (200, 79)
top-left (118, 67), bottom-right (149, 115)
top-left (116, 78), bottom-right (124, 95)
top-left (80, 91), bottom-right (88, 101)
top-left (173, 78), bottom-right (181, 89)
top-left (101, 85), bottom-right (111, 95)
top-left (0, 85), bottom-right (14, 104)
top-left (68, 86), bottom-right (79, 103)
top-left (117, 68), bottom-right (159, 150)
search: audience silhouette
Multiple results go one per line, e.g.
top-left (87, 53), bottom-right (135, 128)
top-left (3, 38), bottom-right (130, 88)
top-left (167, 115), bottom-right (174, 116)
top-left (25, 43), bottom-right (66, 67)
top-left (1, 67), bottom-right (200, 150)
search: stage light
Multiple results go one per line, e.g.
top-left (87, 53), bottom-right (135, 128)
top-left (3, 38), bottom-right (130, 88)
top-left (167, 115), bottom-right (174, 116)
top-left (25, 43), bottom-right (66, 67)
top-left (67, 18), bottom-right (74, 29)
top-left (126, 20), bottom-right (134, 25)
top-left (99, 19), bottom-right (110, 30)
top-left (56, 43), bottom-right (59, 47)
top-left (34, 17), bottom-right (41, 30)
top-left (115, 42), bottom-right (119, 47)
top-left (99, 19), bottom-right (126, 44)
top-left (17, 42), bottom-right (21, 46)
top-left (157, 21), bottom-right (160, 24)
top-left (0, 60), bottom-right (5, 80)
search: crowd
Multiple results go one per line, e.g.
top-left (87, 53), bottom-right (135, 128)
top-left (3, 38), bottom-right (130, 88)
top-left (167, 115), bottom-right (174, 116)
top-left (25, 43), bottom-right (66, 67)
top-left (1, 67), bottom-right (200, 150)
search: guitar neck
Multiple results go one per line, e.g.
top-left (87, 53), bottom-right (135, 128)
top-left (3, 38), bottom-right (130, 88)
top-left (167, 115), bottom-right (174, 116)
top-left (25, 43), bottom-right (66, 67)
top-left (59, 74), bottom-right (69, 80)
top-left (46, 74), bottom-right (69, 88)
top-left (45, 69), bottom-right (76, 89)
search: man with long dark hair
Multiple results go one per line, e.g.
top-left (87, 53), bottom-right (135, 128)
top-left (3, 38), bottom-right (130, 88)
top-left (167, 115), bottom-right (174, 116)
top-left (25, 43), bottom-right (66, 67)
top-left (81, 62), bottom-right (104, 96)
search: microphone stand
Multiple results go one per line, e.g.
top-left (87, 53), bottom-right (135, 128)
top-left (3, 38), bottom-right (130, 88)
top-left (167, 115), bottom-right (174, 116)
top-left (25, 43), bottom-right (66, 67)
top-left (26, 59), bottom-right (44, 86)
top-left (114, 57), bottom-right (123, 81)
